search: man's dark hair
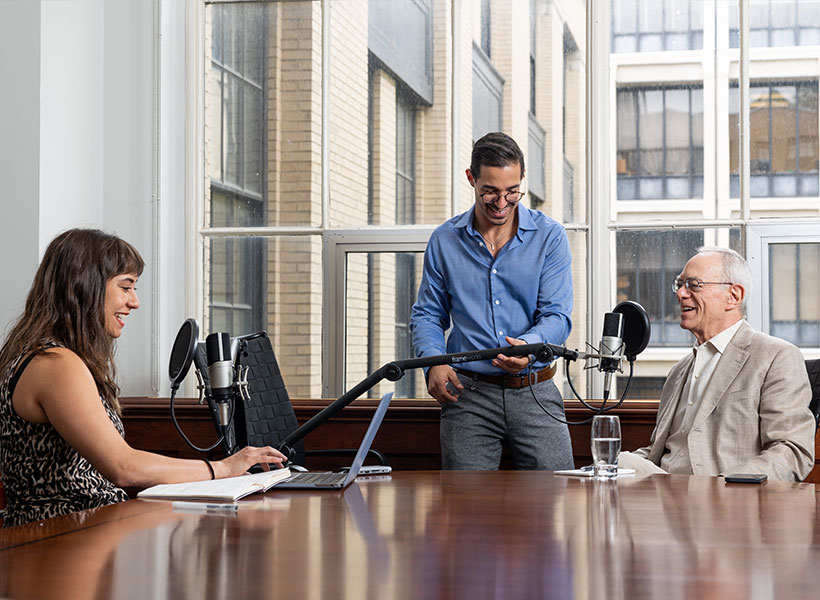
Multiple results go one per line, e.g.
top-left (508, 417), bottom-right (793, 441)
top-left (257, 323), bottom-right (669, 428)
top-left (469, 132), bottom-right (525, 179)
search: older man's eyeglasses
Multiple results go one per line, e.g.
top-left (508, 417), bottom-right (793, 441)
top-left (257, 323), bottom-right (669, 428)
top-left (479, 191), bottom-right (525, 204)
top-left (672, 277), bottom-right (733, 293)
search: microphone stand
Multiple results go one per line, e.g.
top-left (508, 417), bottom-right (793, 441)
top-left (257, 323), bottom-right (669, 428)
top-left (277, 342), bottom-right (580, 461)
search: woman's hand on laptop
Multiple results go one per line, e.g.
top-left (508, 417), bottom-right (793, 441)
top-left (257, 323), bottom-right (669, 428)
top-left (216, 445), bottom-right (287, 478)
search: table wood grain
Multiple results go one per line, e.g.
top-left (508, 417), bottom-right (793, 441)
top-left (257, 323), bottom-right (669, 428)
top-left (1, 471), bottom-right (818, 599)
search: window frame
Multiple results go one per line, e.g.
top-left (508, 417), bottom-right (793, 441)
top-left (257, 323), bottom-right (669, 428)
top-left (323, 228), bottom-right (433, 398)
top-left (747, 222), bottom-right (820, 358)
top-left (184, 0), bottom-right (820, 403)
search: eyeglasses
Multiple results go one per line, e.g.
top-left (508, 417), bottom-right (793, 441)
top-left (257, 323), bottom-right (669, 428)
top-left (672, 277), bottom-right (734, 293)
top-left (479, 191), bottom-right (525, 204)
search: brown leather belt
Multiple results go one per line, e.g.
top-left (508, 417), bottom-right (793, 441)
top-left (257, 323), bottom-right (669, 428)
top-left (454, 362), bottom-right (557, 389)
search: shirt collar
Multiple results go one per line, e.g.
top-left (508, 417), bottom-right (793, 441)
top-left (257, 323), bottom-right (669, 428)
top-left (695, 319), bottom-right (744, 355)
top-left (457, 202), bottom-right (537, 235)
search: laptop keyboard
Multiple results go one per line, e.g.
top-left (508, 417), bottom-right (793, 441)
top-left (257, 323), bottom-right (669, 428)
top-left (289, 471), bottom-right (346, 485)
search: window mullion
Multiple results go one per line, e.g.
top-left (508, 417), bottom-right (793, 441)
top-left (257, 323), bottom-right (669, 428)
top-left (739, 0), bottom-right (751, 224)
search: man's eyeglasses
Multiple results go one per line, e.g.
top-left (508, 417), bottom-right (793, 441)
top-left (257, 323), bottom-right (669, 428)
top-left (479, 191), bottom-right (525, 204)
top-left (672, 277), bottom-right (733, 293)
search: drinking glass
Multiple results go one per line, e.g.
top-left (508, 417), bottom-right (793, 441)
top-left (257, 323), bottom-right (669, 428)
top-left (591, 415), bottom-right (621, 480)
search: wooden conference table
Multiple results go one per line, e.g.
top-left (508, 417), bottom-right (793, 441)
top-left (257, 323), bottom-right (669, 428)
top-left (0, 471), bottom-right (818, 600)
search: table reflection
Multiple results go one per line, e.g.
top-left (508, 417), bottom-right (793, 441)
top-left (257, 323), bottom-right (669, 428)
top-left (0, 472), bottom-right (817, 600)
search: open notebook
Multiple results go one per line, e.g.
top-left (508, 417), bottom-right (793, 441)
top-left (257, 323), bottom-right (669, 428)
top-left (275, 392), bottom-right (393, 490)
top-left (137, 467), bottom-right (293, 502)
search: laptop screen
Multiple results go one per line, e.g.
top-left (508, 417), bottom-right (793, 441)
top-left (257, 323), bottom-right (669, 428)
top-left (342, 392), bottom-right (393, 486)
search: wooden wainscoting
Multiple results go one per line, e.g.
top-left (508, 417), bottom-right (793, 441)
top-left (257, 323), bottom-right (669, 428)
top-left (120, 397), bottom-right (820, 482)
top-left (120, 397), bottom-right (658, 470)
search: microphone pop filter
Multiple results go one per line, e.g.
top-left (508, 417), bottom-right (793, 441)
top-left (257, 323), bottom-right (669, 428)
top-left (612, 301), bottom-right (650, 360)
top-left (169, 318), bottom-right (200, 389)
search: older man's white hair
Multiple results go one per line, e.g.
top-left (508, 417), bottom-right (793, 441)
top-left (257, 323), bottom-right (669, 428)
top-left (696, 246), bottom-right (752, 315)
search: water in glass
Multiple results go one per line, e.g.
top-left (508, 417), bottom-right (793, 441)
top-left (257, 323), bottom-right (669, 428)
top-left (591, 415), bottom-right (621, 480)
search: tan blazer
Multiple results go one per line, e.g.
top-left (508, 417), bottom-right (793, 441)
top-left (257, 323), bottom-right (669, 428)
top-left (633, 321), bottom-right (815, 481)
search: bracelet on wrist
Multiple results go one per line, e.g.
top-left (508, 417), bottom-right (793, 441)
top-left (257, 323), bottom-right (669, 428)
top-left (202, 459), bottom-right (215, 480)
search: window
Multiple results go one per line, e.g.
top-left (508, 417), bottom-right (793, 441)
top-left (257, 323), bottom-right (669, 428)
top-left (611, 0), bottom-right (703, 53)
top-left (769, 243), bottom-right (820, 347)
top-left (207, 3), bottom-right (266, 335)
top-left (394, 94), bottom-right (417, 397)
top-left (729, 81), bottom-right (819, 198)
top-left (394, 253), bottom-right (418, 397)
top-left (480, 0), bottom-right (491, 57)
top-left (616, 86), bottom-right (704, 200)
top-left (472, 44), bottom-right (504, 142)
top-left (615, 376), bottom-right (666, 400)
top-left (192, 2), bottom-right (820, 406)
top-left (616, 230), bottom-right (704, 347)
top-left (730, 0), bottom-right (820, 48)
top-left (395, 93), bottom-right (416, 226)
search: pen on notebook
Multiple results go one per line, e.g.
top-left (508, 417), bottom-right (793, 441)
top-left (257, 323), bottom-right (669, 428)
top-left (172, 501), bottom-right (239, 514)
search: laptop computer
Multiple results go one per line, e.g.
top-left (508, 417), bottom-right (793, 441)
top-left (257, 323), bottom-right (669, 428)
top-left (275, 392), bottom-right (393, 490)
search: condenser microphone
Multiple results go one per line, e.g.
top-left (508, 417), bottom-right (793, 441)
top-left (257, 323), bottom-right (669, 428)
top-left (599, 312), bottom-right (625, 400)
top-left (205, 332), bottom-right (234, 427)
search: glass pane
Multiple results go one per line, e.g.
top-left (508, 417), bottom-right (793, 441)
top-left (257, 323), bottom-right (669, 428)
top-left (223, 74), bottom-right (241, 187)
top-left (618, 86), bottom-right (702, 200)
top-left (730, 81), bottom-right (820, 199)
top-left (205, 234), bottom-right (322, 397)
top-left (336, 0), bottom-right (449, 227)
top-left (771, 84), bottom-right (797, 173)
top-left (612, 0), bottom-right (701, 52)
top-left (615, 376), bottom-right (665, 399)
top-left (561, 229), bottom-right (588, 400)
top-left (617, 91), bottom-right (637, 178)
top-left (797, 83), bottom-right (819, 172)
top-left (208, 67), bottom-right (223, 182)
top-left (222, 4), bottom-right (240, 71)
top-left (562, 18), bottom-right (587, 226)
top-left (243, 87), bottom-right (263, 195)
top-left (731, 0), bottom-right (819, 48)
top-left (769, 242), bottom-right (820, 348)
top-left (210, 188), bottom-right (263, 229)
top-left (612, 0), bottom-right (637, 35)
top-left (204, 1), bottom-right (318, 229)
top-left (344, 251), bottom-right (425, 399)
top-left (665, 89), bottom-right (691, 176)
top-left (615, 229), bottom-right (741, 348)
top-left (206, 236), bottom-right (264, 337)
top-left (243, 3), bottom-right (265, 85)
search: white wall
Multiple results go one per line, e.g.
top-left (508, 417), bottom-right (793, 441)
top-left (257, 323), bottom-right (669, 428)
top-left (39, 0), bottom-right (104, 242)
top-left (0, 0), bottom-right (188, 397)
top-left (0, 1), bottom-right (42, 335)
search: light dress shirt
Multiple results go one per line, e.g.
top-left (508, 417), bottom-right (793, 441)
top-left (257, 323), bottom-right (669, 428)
top-left (410, 202), bottom-right (573, 376)
top-left (660, 319), bottom-right (745, 474)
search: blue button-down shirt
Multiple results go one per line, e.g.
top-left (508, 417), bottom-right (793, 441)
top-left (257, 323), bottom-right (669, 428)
top-left (410, 202), bottom-right (573, 375)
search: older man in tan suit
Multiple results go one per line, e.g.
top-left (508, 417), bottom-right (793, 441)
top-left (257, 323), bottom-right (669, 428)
top-left (620, 247), bottom-right (815, 481)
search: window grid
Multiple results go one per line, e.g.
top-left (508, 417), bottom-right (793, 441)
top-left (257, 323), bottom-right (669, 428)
top-left (730, 0), bottom-right (820, 48)
top-left (611, 0), bottom-right (703, 53)
top-left (769, 243), bottom-right (820, 347)
top-left (616, 229), bottom-right (704, 347)
top-left (616, 85), bottom-right (704, 201)
top-left (195, 2), bottom-right (820, 402)
top-left (729, 80), bottom-right (819, 198)
top-left (208, 3), bottom-right (266, 336)
top-left (395, 95), bottom-right (417, 398)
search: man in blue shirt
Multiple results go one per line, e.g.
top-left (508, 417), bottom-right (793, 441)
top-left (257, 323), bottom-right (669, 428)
top-left (410, 132), bottom-right (574, 470)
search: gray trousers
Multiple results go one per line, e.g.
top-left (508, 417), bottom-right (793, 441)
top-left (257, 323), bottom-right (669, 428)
top-left (439, 372), bottom-right (574, 470)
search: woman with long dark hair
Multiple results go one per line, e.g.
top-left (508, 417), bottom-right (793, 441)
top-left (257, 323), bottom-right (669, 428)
top-left (0, 229), bottom-right (285, 526)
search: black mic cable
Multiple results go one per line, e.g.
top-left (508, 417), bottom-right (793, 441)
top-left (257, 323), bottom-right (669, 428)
top-left (525, 356), bottom-right (635, 426)
top-left (169, 381), bottom-right (227, 453)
